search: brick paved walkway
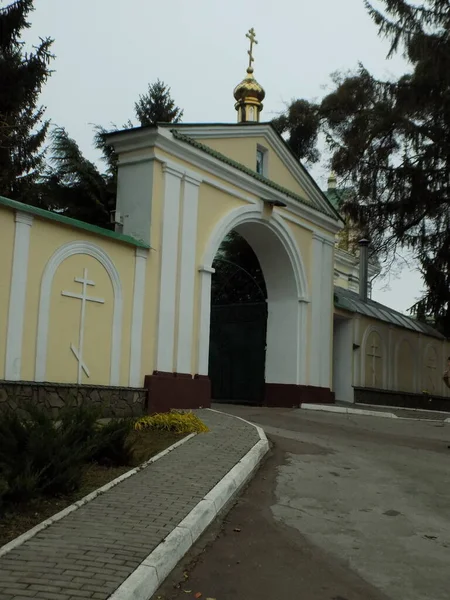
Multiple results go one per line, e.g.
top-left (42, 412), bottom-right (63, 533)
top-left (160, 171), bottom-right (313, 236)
top-left (0, 410), bottom-right (259, 600)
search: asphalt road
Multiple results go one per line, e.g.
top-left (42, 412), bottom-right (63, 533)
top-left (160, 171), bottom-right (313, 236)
top-left (153, 405), bottom-right (450, 600)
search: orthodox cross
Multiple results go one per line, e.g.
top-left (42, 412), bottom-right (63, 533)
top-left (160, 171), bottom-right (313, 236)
top-left (61, 268), bottom-right (105, 384)
top-left (367, 337), bottom-right (382, 387)
top-left (246, 27), bottom-right (258, 70)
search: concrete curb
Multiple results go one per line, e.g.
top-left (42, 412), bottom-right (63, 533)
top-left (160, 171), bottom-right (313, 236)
top-left (300, 403), bottom-right (399, 419)
top-left (0, 432), bottom-right (196, 559)
top-left (300, 403), bottom-right (450, 423)
top-left (108, 409), bottom-right (269, 600)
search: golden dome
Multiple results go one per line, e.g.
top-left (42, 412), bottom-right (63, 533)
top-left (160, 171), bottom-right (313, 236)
top-left (233, 67), bottom-right (266, 104)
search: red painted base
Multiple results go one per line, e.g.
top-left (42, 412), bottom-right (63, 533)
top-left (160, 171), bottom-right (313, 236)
top-left (264, 383), bottom-right (335, 408)
top-left (144, 372), bottom-right (211, 414)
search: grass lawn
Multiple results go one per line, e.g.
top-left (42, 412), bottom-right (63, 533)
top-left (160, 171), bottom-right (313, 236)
top-left (0, 429), bottom-right (185, 548)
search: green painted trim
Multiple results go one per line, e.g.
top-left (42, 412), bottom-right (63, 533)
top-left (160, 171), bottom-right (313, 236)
top-left (171, 130), bottom-right (339, 219)
top-left (0, 196), bottom-right (150, 249)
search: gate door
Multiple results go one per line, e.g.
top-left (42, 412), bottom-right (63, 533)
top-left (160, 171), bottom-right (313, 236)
top-left (209, 302), bottom-right (267, 404)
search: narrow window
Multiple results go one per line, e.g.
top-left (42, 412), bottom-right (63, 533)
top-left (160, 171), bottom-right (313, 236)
top-left (256, 148), bottom-right (265, 175)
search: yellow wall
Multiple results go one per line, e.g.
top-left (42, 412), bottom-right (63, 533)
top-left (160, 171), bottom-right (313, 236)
top-left (0, 207), bottom-right (15, 379)
top-left (21, 218), bottom-right (137, 385)
top-left (200, 136), bottom-right (308, 200)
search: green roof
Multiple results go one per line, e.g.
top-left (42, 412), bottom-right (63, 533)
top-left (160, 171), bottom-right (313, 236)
top-left (171, 130), bottom-right (340, 220)
top-left (0, 196), bottom-right (150, 249)
top-left (334, 285), bottom-right (444, 340)
top-left (325, 187), bottom-right (353, 211)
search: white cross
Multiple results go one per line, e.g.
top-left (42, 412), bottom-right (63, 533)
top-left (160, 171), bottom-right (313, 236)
top-left (61, 268), bottom-right (104, 384)
top-left (368, 339), bottom-right (382, 387)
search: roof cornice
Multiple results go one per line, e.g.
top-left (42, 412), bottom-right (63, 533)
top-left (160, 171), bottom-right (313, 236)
top-left (107, 127), bottom-right (342, 235)
top-left (171, 123), bottom-right (341, 221)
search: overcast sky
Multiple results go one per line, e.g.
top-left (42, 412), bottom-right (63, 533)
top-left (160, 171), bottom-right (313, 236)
top-left (21, 0), bottom-right (424, 314)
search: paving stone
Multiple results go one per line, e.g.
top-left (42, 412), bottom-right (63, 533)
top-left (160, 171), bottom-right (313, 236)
top-left (0, 410), bottom-right (259, 600)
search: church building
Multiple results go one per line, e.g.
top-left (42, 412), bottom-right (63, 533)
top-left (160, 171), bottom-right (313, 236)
top-left (0, 29), bottom-right (448, 415)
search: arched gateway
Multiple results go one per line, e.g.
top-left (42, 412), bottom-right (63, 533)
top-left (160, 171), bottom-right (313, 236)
top-left (107, 119), bottom-right (341, 410)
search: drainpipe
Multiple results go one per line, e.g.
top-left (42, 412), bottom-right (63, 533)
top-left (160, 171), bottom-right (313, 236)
top-left (358, 239), bottom-right (369, 302)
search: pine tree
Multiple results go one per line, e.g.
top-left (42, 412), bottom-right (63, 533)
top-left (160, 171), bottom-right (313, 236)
top-left (47, 80), bottom-right (183, 227)
top-left (135, 79), bottom-right (183, 126)
top-left (0, 0), bottom-right (53, 204)
top-left (277, 0), bottom-right (450, 335)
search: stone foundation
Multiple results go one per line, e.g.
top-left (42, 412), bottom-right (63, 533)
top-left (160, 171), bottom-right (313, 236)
top-left (0, 380), bottom-right (147, 418)
top-left (354, 387), bottom-right (450, 413)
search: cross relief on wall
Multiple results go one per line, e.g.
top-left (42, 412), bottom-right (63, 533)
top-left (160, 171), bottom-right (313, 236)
top-left (61, 268), bottom-right (105, 384)
top-left (367, 336), bottom-right (382, 387)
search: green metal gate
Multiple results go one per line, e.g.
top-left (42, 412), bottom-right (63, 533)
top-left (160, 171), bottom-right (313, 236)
top-left (208, 302), bottom-right (267, 404)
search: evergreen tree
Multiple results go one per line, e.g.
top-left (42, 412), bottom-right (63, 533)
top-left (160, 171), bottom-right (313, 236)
top-left (44, 127), bottom-right (113, 226)
top-left (48, 80), bottom-right (183, 227)
top-left (212, 231), bottom-right (267, 305)
top-left (276, 0), bottom-right (450, 335)
top-left (0, 0), bottom-right (53, 204)
top-left (135, 79), bottom-right (183, 126)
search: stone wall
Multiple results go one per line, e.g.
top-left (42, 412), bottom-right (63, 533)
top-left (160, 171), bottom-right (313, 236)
top-left (0, 381), bottom-right (147, 419)
top-left (354, 387), bottom-right (450, 413)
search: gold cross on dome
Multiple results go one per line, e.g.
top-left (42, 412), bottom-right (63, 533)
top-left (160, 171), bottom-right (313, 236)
top-left (246, 27), bottom-right (258, 69)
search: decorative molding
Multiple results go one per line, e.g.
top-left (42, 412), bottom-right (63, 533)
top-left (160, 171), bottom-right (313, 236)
top-left (198, 204), bottom-right (309, 383)
top-left (310, 235), bottom-right (324, 387)
top-left (135, 247), bottom-right (149, 259)
top-left (15, 211), bottom-right (34, 226)
top-left (155, 166), bottom-right (182, 372)
top-left (161, 162), bottom-right (184, 178)
top-left (197, 269), bottom-right (213, 376)
top-left (35, 241), bottom-right (123, 386)
top-left (5, 213), bottom-right (33, 380)
top-left (352, 315), bottom-right (361, 388)
top-left (202, 206), bottom-right (309, 301)
top-left (320, 241), bottom-right (334, 387)
top-left (360, 324), bottom-right (388, 389)
top-left (164, 124), bottom-right (338, 218)
top-left (129, 248), bottom-right (149, 386)
top-left (107, 127), bottom-right (342, 235)
top-left (198, 265), bottom-right (215, 274)
top-left (176, 176), bottom-right (200, 374)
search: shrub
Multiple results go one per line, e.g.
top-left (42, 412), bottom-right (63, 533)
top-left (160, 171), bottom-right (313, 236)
top-left (90, 419), bottom-right (135, 467)
top-left (135, 411), bottom-right (208, 434)
top-left (0, 406), bottom-right (92, 504)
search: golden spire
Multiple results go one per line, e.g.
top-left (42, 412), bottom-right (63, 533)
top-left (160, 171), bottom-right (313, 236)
top-left (233, 28), bottom-right (265, 123)
top-left (328, 171), bottom-right (337, 190)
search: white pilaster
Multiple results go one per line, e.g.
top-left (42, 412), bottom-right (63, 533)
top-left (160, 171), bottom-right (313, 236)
top-left (297, 299), bottom-right (309, 384)
top-left (156, 164), bottom-right (183, 372)
top-left (352, 315), bottom-right (361, 388)
top-left (310, 234), bottom-right (324, 386)
top-left (176, 175), bottom-right (201, 374)
top-left (5, 211), bottom-right (33, 380)
top-left (197, 266), bottom-right (215, 376)
top-left (320, 239), bottom-right (334, 388)
top-left (387, 326), bottom-right (394, 390)
top-left (129, 247), bottom-right (149, 386)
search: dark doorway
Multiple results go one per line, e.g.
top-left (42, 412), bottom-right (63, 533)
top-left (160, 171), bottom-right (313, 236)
top-left (208, 231), bottom-right (267, 404)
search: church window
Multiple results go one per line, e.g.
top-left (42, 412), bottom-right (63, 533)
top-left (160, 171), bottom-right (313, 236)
top-left (256, 146), bottom-right (267, 176)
